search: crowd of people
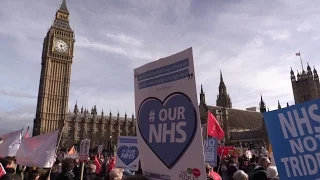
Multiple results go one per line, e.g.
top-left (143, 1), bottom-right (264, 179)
top-left (206, 154), bottom-right (279, 180)
top-left (0, 151), bottom-right (279, 180)
top-left (0, 155), bottom-right (147, 180)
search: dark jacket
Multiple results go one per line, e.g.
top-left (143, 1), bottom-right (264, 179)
top-left (251, 167), bottom-right (267, 180)
top-left (227, 164), bottom-right (238, 180)
top-left (84, 173), bottom-right (101, 180)
top-left (56, 171), bottom-right (75, 180)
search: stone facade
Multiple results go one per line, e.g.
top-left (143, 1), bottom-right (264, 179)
top-left (60, 104), bottom-right (136, 149)
top-left (290, 64), bottom-right (320, 104)
top-left (32, 0), bottom-right (136, 149)
top-left (199, 71), bottom-right (268, 147)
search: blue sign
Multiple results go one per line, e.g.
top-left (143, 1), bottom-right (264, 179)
top-left (138, 92), bottom-right (197, 169)
top-left (204, 138), bottom-right (218, 167)
top-left (117, 145), bottom-right (139, 165)
top-left (263, 99), bottom-right (320, 180)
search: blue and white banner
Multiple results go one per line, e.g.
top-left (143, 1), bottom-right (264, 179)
top-left (115, 136), bottom-right (140, 171)
top-left (263, 99), bottom-right (320, 180)
top-left (134, 48), bottom-right (206, 180)
top-left (204, 138), bottom-right (218, 167)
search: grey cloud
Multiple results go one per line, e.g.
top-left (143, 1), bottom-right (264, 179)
top-left (1, 0), bottom-right (320, 134)
top-left (0, 89), bottom-right (37, 99)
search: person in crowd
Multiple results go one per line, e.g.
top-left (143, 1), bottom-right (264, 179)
top-left (122, 170), bottom-right (134, 179)
top-left (108, 168), bottom-right (123, 180)
top-left (0, 156), bottom-right (21, 180)
top-left (227, 158), bottom-right (238, 180)
top-left (84, 164), bottom-right (101, 180)
top-left (56, 158), bottom-right (75, 180)
top-left (205, 163), bottom-right (214, 180)
top-left (220, 160), bottom-right (229, 180)
top-left (246, 157), bottom-right (256, 176)
top-left (232, 170), bottom-right (248, 180)
top-left (15, 165), bottom-right (26, 180)
top-left (250, 157), bottom-right (270, 180)
top-left (266, 166), bottom-right (278, 180)
top-left (27, 170), bottom-right (40, 180)
top-left (41, 163), bottom-right (59, 180)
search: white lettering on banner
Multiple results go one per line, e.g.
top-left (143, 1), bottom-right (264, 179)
top-left (275, 103), bottom-right (320, 178)
top-left (121, 149), bottom-right (137, 160)
top-left (149, 107), bottom-right (187, 143)
top-left (281, 152), bottom-right (320, 177)
top-left (279, 104), bottom-right (320, 139)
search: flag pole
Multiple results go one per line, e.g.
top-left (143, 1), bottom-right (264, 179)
top-left (47, 126), bottom-right (65, 180)
top-left (206, 110), bottom-right (209, 139)
top-left (299, 51), bottom-right (304, 71)
top-left (21, 126), bottom-right (29, 141)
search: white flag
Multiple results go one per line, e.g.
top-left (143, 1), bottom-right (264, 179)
top-left (0, 129), bottom-right (22, 157)
top-left (16, 130), bottom-right (59, 168)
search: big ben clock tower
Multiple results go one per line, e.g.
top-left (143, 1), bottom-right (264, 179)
top-left (33, 0), bottom-right (75, 136)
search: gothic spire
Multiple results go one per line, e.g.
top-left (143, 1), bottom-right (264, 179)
top-left (278, 100), bottom-right (281, 109)
top-left (259, 94), bottom-right (266, 113)
top-left (220, 70), bottom-right (224, 83)
top-left (58, 0), bottom-right (69, 14)
top-left (200, 84), bottom-right (206, 104)
top-left (73, 101), bottom-right (78, 113)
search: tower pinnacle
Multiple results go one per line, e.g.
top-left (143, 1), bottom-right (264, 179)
top-left (59, 0), bottom-right (69, 14)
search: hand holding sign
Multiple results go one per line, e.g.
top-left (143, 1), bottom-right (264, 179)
top-left (138, 92), bottom-right (197, 169)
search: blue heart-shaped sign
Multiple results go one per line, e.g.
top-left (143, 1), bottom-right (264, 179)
top-left (138, 92), bottom-right (197, 169)
top-left (117, 145), bottom-right (139, 165)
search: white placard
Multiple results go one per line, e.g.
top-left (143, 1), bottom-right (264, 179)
top-left (115, 136), bottom-right (140, 171)
top-left (134, 48), bottom-right (206, 180)
top-left (79, 139), bottom-right (90, 161)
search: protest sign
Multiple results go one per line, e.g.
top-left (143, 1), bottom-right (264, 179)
top-left (79, 139), bottom-right (90, 162)
top-left (115, 136), bottom-right (139, 171)
top-left (98, 145), bottom-right (103, 155)
top-left (264, 99), bottom-right (320, 180)
top-left (204, 138), bottom-right (218, 167)
top-left (134, 48), bottom-right (206, 180)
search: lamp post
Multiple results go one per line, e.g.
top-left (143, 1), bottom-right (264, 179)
top-left (217, 108), bottom-right (225, 146)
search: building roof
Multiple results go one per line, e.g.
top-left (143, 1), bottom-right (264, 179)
top-left (229, 130), bottom-right (263, 140)
top-left (206, 105), bottom-right (263, 129)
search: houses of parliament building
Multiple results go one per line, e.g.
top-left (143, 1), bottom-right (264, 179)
top-left (31, 0), bottom-right (136, 149)
top-left (32, 0), bottom-right (320, 149)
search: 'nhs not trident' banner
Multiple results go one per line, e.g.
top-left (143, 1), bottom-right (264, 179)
top-left (263, 99), bottom-right (320, 180)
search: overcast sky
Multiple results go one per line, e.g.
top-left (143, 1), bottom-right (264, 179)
top-left (1, 0), bottom-right (320, 134)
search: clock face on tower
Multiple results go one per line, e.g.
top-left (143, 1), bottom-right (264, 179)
top-left (54, 39), bottom-right (69, 53)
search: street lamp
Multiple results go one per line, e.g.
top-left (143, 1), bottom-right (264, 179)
top-left (217, 108), bottom-right (225, 146)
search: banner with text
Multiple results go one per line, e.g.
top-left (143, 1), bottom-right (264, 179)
top-left (204, 138), bottom-right (218, 167)
top-left (115, 136), bottom-right (140, 171)
top-left (263, 98), bottom-right (320, 180)
top-left (134, 48), bottom-right (206, 180)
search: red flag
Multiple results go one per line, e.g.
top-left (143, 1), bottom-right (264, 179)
top-left (94, 155), bottom-right (102, 174)
top-left (207, 110), bottom-right (224, 140)
top-left (0, 163), bottom-right (6, 178)
top-left (296, 52), bottom-right (300, 56)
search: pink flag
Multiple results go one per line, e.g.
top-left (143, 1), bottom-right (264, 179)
top-left (0, 163), bottom-right (6, 178)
